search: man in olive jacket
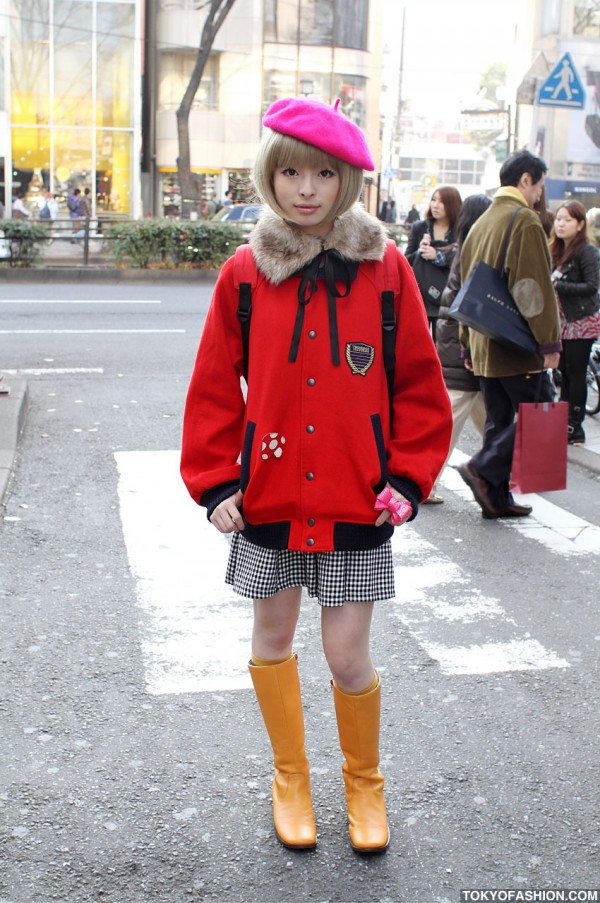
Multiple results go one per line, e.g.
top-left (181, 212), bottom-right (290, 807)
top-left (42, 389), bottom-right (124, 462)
top-left (457, 150), bottom-right (561, 519)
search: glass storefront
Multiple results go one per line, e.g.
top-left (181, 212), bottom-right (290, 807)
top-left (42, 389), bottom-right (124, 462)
top-left (9, 0), bottom-right (137, 217)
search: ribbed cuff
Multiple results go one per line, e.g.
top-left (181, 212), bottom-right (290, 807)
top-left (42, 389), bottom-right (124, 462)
top-left (200, 480), bottom-right (241, 520)
top-left (387, 475), bottom-right (421, 521)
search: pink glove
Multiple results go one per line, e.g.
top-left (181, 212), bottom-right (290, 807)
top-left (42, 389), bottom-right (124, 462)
top-left (374, 487), bottom-right (412, 526)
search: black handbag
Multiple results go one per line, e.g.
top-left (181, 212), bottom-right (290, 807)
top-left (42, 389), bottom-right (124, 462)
top-left (448, 209), bottom-right (537, 354)
top-left (412, 241), bottom-right (455, 318)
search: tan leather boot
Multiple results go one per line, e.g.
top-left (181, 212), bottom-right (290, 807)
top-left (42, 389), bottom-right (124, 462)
top-left (332, 673), bottom-right (389, 853)
top-left (248, 655), bottom-right (316, 850)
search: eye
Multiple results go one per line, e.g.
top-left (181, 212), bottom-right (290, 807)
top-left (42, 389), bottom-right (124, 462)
top-left (319, 169), bottom-right (337, 178)
top-left (281, 167), bottom-right (298, 176)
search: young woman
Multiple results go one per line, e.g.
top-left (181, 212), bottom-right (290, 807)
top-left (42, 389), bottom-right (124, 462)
top-left (181, 97), bottom-right (452, 853)
top-left (550, 200), bottom-right (600, 444)
top-left (405, 186), bottom-right (462, 340)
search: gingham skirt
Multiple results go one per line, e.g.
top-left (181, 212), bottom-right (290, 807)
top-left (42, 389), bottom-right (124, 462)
top-left (225, 533), bottom-right (395, 607)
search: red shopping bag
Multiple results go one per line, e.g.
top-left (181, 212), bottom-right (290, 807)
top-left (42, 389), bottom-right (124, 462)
top-left (510, 400), bottom-right (568, 494)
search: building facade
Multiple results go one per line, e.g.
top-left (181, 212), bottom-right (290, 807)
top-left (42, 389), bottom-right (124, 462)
top-left (148, 0), bottom-right (384, 217)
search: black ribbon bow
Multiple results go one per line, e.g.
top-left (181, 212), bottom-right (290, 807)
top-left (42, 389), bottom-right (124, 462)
top-left (288, 249), bottom-right (358, 366)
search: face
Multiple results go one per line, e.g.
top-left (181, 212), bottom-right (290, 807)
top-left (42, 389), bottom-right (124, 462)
top-left (554, 207), bottom-right (584, 244)
top-left (272, 164), bottom-right (340, 235)
top-left (519, 173), bottom-right (545, 208)
top-left (429, 192), bottom-right (446, 221)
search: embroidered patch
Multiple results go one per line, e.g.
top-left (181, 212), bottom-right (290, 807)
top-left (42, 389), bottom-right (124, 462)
top-left (345, 342), bottom-right (375, 376)
top-left (261, 432), bottom-right (286, 460)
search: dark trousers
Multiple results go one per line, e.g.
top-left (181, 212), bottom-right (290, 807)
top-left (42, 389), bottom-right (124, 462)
top-left (559, 338), bottom-right (594, 422)
top-left (471, 371), bottom-right (553, 509)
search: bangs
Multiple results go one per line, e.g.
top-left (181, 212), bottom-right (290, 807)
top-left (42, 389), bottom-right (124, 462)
top-left (271, 133), bottom-right (340, 173)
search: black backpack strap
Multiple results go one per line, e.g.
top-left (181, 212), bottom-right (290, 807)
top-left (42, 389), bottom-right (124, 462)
top-left (233, 244), bottom-right (258, 382)
top-left (380, 239), bottom-right (399, 417)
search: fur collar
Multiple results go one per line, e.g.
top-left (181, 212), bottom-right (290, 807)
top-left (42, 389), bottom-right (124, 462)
top-left (249, 203), bottom-right (388, 285)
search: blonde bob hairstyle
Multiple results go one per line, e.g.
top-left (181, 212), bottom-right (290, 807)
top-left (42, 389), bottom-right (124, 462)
top-left (252, 129), bottom-right (365, 222)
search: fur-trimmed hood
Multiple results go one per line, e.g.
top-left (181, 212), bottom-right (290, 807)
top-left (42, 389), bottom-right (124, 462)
top-left (249, 203), bottom-right (388, 285)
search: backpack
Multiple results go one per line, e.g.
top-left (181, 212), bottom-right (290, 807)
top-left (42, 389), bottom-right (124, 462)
top-left (67, 196), bottom-right (79, 213)
top-left (233, 239), bottom-right (399, 411)
top-left (39, 203), bottom-right (51, 220)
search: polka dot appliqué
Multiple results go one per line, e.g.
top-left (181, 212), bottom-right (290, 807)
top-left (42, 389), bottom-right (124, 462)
top-left (261, 432), bottom-right (286, 460)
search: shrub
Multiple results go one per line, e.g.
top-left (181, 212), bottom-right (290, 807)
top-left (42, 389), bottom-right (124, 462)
top-left (0, 220), bottom-right (49, 266)
top-left (104, 220), bottom-right (246, 269)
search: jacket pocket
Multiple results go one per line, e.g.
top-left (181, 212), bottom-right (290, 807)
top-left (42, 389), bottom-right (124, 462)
top-left (370, 413), bottom-right (388, 494)
top-left (240, 420), bottom-right (256, 493)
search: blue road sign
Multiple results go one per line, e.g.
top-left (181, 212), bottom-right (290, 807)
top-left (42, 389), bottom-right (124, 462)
top-left (538, 52), bottom-right (585, 109)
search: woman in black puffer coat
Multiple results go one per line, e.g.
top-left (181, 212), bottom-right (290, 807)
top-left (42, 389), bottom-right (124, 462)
top-left (425, 195), bottom-right (491, 503)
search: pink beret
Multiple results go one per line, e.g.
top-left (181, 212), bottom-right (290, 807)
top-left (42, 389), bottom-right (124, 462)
top-left (262, 97), bottom-right (375, 172)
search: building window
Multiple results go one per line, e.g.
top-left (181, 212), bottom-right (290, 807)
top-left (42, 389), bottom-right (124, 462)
top-left (332, 75), bottom-right (367, 128)
top-left (0, 40), bottom-right (4, 111)
top-left (158, 52), bottom-right (218, 110)
top-left (541, 0), bottom-right (561, 34)
top-left (263, 71), bottom-right (367, 127)
top-left (574, 1), bottom-right (600, 36)
top-left (265, 0), bottom-right (368, 50)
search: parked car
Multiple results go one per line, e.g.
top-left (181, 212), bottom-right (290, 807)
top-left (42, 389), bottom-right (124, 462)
top-left (211, 203), bottom-right (262, 235)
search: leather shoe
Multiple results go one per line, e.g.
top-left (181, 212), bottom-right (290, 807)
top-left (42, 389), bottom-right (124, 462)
top-left (457, 462), bottom-right (499, 517)
top-left (482, 503), bottom-right (532, 520)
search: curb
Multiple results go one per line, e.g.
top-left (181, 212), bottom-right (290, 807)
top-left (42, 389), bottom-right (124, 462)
top-left (0, 377), bottom-right (29, 507)
top-left (0, 266), bottom-right (219, 284)
top-left (567, 439), bottom-right (600, 477)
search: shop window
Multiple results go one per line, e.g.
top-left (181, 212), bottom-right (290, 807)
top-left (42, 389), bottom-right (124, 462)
top-left (97, 2), bottom-right (135, 127)
top-left (10, 0), bottom-right (51, 125)
top-left (53, 1), bottom-right (93, 127)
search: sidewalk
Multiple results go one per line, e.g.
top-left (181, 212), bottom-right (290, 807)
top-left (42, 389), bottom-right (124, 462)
top-left (1, 366), bottom-right (600, 507)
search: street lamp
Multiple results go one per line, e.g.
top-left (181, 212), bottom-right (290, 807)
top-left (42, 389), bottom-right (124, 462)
top-left (300, 78), bottom-right (314, 97)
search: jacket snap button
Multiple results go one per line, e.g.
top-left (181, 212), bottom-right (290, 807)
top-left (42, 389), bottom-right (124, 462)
top-left (308, 330), bottom-right (317, 338)
top-left (306, 424), bottom-right (315, 433)
top-left (306, 537), bottom-right (315, 546)
top-left (305, 472), bottom-right (314, 481)
top-left (307, 377), bottom-right (316, 386)
top-left (307, 518), bottom-right (315, 526)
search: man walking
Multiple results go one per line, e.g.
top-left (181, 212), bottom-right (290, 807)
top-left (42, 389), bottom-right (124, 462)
top-left (457, 150), bottom-right (561, 519)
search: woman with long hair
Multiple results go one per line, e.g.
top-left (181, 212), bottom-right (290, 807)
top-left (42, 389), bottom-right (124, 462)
top-left (550, 200), bottom-right (600, 445)
top-left (405, 186), bottom-right (462, 340)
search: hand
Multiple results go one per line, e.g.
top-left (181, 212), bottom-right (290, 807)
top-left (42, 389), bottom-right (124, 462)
top-left (464, 358), bottom-right (474, 371)
top-left (210, 490), bottom-right (244, 533)
top-left (374, 484), bottom-right (412, 527)
top-left (544, 352), bottom-right (560, 370)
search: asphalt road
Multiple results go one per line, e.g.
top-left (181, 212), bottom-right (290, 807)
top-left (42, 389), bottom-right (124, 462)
top-left (1, 282), bottom-right (599, 903)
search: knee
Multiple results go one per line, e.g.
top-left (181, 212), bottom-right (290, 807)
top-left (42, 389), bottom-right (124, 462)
top-left (323, 643), bottom-right (372, 692)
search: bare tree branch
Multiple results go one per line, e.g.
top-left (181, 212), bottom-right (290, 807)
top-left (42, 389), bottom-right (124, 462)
top-left (176, 0), bottom-right (239, 212)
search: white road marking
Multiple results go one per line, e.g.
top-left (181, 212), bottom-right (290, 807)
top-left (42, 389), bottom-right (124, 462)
top-left (115, 450), bottom-right (252, 696)
top-left (117, 450), bottom-right (573, 692)
top-left (0, 298), bottom-right (162, 304)
top-left (3, 367), bottom-right (104, 375)
top-left (441, 450), bottom-right (600, 556)
top-left (0, 329), bottom-right (185, 334)
top-left (391, 527), bottom-right (570, 675)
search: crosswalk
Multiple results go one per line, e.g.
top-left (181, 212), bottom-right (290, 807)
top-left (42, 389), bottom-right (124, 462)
top-left (116, 450), bottom-right (597, 695)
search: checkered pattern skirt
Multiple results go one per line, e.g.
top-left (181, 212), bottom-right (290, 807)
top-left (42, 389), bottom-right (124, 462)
top-left (225, 533), bottom-right (395, 607)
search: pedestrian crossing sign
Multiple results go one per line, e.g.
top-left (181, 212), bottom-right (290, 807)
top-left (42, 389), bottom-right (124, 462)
top-left (538, 52), bottom-right (585, 109)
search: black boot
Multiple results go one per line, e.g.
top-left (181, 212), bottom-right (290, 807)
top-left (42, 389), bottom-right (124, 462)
top-left (568, 406), bottom-right (585, 445)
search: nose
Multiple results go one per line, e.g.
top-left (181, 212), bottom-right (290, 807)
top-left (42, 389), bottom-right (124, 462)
top-left (298, 174), bottom-right (316, 197)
